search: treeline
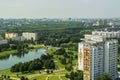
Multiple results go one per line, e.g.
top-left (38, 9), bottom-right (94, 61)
top-left (4, 21), bottom-right (110, 47)
top-left (0, 44), bottom-right (9, 52)
top-left (0, 39), bottom-right (35, 54)
top-left (11, 54), bottom-right (55, 72)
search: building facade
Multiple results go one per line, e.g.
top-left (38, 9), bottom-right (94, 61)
top-left (5, 32), bottom-right (18, 40)
top-left (92, 31), bottom-right (120, 38)
top-left (22, 32), bottom-right (37, 41)
top-left (104, 40), bottom-right (118, 79)
top-left (78, 35), bottom-right (118, 80)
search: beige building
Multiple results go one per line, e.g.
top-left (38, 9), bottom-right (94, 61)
top-left (5, 32), bottom-right (18, 40)
top-left (22, 32), bottom-right (37, 41)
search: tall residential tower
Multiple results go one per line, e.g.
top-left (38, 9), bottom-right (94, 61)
top-left (78, 34), bottom-right (118, 80)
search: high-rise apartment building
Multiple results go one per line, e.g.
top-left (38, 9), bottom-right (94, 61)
top-left (78, 34), bottom-right (118, 80)
top-left (22, 32), bottom-right (37, 41)
top-left (104, 40), bottom-right (118, 79)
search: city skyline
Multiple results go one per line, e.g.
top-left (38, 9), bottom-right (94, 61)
top-left (0, 0), bottom-right (120, 18)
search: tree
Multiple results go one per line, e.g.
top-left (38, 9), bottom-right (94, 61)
top-left (65, 73), bottom-right (70, 78)
top-left (55, 48), bottom-right (66, 55)
top-left (20, 76), bottom-right (25, 80)
top-left (97, 73), bottom-right (112, 80)
top-left (28, 62), bottom-right (34, 72)
top-left (65, 64), bottom-right (73, 71)
top-left (20, 76), bottom-right (28, 80)
top-left (61, 58), bottom-right (66, 64)
top-left (67, 70), bottom-right (83, 80)
top-left (70, 71), bottom-right (74, 80)
top-left (45, 60), bottom-right (55, 69)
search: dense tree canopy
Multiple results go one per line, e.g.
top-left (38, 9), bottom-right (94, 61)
top-left (11, 54), bottom-right (55, 72)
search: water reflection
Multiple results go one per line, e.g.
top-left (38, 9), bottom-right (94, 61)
top-left (0, 48), bottom-right (46, 70)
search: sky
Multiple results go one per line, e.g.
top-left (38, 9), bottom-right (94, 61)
top-left (0, 0), bottom-right (120, 18)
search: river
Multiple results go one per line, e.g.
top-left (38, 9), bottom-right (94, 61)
top-left (0, 48), bottom-right (46, 70)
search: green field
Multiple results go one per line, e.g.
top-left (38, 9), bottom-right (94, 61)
top-left (0, 50), bottom-right (17, 58)
top-left (0, 68), bottom-right (69, 80)
top-left (29, 75), bottom-right (68, 80)
top-left (29, 44), bottom-right (44, 49)
top-left (29, 75), bottom-right (47, 80)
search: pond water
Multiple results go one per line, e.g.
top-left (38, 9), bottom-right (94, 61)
top-left (0, 48), bottom-right (46, 70)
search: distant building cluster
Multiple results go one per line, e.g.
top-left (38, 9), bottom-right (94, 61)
top-left (78, 34), bottom-right (118, 80)
top-left (0, 18), bottom-right (120, 28)
top-left (83, 18), bottom-right (120, 26)
top-left (4, 32), bottom-right (37, 41)
top-left (0, 32), bottom-right (37, 45)
top-left (92, 31), bottom-right (120, 38)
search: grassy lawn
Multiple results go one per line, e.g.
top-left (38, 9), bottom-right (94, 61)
top-left (46, 48), bottom-right (57, 54)
top-left (29, 74), bottom-right (68, 80)
top-left (29, 44), bottom-right (44, 49)
top-left (0, 68), bottom-right (13, 75)
top-left (49, 76), bottom-right (59, 80)
top-left (55, 60), bottom-right (65, 68)
top-left (29, 75), bottom-right (47, 80)
top-left (61, 76), bottom-right (68, 80)
top-left (53, 70), bottom-right (69, 75)
top-left (29, 75), bottom-right (68, 80)
top-left (0, 66), bottom-right (70, 80)
top-left (0, 50), bottom-right (17, 58)
top-left (0, 68), bottom-right (41, 78)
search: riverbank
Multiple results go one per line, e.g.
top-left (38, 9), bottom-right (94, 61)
top-left (0, 44), bottom-right (44, 59)
top-left (0, 45), bottom-right (77, 80)
top-left (0, 50), bottom-right (17, 59)
top-left (28, 44), bottom-right (45, 49)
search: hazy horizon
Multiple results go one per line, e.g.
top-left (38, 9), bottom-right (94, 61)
top-left (0, 0), bottom-right (120, 18)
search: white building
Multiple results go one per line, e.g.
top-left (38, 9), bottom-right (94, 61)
top-left (78, 35), bottom-right (118, 80)
top-left (92, 31), bottom-right (120, 38)
top-left (22, 32), bottom-right (37, 41)
top-left (104, 40), bottom-right (118, 79)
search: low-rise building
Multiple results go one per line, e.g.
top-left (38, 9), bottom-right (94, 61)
top-left (5, 32), bottom-right (18, 40)
top-left (22, 32), bottom-right (37, 41)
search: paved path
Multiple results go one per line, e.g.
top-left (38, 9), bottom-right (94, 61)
top-left (27, 68), bottom-right (65, 79)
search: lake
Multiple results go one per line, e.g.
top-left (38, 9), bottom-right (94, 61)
top-left (0, 48), bottom-right (46, 70)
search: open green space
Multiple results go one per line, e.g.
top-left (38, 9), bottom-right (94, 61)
top-left (49, 76), bottom-right (59, 80)
top-left (29, 44), bottom-right (44, 49)
top-left (0, 69), bottom-right (13, 75)
top-left (61, 76), bottom-right (68, 80)
top-left (29, 75), bottom-right (47, 80)
top-left (29, 75), bottom-right (68, 80)
top-left (0, 50), bottom-right (17, 58)
top-left (0, 68), bottom-right (69, 80)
